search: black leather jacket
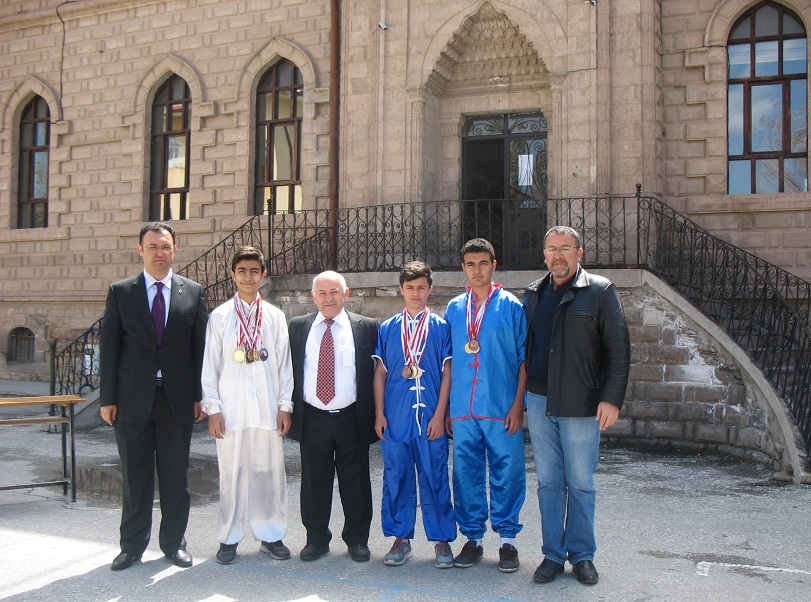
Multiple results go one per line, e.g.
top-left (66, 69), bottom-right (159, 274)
top-left (523, 267), bottom-right (630, 417)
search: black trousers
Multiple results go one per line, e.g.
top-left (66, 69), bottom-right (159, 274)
top-left (114, 386), bottom-right (193, 555)
top-left (299, 403), bottom-right (372, 547)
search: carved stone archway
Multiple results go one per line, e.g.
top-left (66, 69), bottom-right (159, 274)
top-left (411, 1), bottom-right (556, 202)
top-left (426, 1), bottom-right (550, 98)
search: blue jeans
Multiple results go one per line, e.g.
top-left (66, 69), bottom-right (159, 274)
top-left (526, 392), bottom-right (600, 565)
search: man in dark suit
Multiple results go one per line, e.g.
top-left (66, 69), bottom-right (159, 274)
top-left (287, 270), bottom-right (378, 562)
top-left (100, 222), bottom-right (209, 571)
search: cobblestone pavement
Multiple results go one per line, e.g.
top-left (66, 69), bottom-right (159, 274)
top-left (1, 393), bottom-right (810, 601)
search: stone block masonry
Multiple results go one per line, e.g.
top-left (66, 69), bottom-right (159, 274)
top-left (607, 284), bottom-right (786, 472)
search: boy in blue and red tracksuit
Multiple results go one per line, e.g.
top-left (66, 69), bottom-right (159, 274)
top-left (444, 238), bottom-right (527, 573)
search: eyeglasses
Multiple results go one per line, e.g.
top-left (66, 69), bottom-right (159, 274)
top-left (144, 245), bottom-right (174, 253)
top-left (543, 245), bottom-right (578, 253)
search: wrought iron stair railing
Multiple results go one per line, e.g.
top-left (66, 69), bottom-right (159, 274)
top-left (49, 191), bottom-right (811, 468)
top-left (177, 215), bottom-right (265, 309)
top-left (261, 194), bottom-right (636, 277)
top-left (637, 195), bottom-right (811, 464)
top-left (50, 318), bottom-right (102, 397)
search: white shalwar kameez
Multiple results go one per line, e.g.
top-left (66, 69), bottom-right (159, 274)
top-left (201, 297), bottom-right (294, 545)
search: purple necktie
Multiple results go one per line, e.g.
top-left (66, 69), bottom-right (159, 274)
top-left (152, 282), bottom-right (166, 345)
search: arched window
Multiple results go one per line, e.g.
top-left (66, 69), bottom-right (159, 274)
top-left (18, 96), bottom-right (50, 228)
top-left (8, 327), bottom-right (35, 363)
top-left (728, 1), bottom-right (808, 194)
top-left (254, 60), bottom-right (303, 215)
top-left (150, 75), bottom-right (191, 220)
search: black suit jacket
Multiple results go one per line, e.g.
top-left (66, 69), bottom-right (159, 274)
top-left (287, 310), bottom-right (378, 446)
top-left (99, 272), bottom-right (209, 424)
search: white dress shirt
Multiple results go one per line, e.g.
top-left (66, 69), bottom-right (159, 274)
top-left (303, 310), bottom-right (357, 410)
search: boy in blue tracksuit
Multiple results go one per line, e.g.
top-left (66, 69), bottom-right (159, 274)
top-left (373, 261), bottom-right (457, 568)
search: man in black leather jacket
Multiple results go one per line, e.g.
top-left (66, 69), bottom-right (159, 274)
top-left (523, 226), bottom-right (630, 587)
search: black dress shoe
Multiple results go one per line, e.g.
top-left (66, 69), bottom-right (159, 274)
top-left (573, 559), bottom-right (599, 585)
top-left (111, 551), bottom-right (141, 571)
top-left (347, 543), bottom-right (371, 562)
top-left (532, 558), bottom-right (564, 583)
top-left (166, 549), bottom-right (193, 568)
top-left (299, 543), bottom-right (329, 561)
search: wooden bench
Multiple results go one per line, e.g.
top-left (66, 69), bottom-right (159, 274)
top-left (0, 395), bottom-right (86, 502)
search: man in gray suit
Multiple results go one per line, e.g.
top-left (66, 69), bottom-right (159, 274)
top-left (100, 222), bottom-right (209, 571)
top-left (287, 271), bottom-right (378, 563)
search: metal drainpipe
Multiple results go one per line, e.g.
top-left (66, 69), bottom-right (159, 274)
top-left (328, 0), bottom-right (341, 270)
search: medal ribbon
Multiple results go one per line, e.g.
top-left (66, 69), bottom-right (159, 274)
top-left (234, 293), bottom-right (263, 352)
top-left (400, 308), bottom-right (430, 436)
top-left (465, 284), bottom-right (501, 342)
top-left (401, 308), bottom-right (430, 368)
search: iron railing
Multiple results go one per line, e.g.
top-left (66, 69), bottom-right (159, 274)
top-left (637, 194), bottom-right (811, 463)
top-left (49, 191), bottom-right (811, 467)
top-left (262, 194), bottom-right (637, 275)
top-left (176, 215), bottom-right (265, 308)
top-left (50, 318), bottom-right (102, 397)
top-left (265, 207), bottom-right (333, 277)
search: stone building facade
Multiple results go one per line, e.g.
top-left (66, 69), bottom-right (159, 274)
top-left (0, 1), bottom-right (809, 470)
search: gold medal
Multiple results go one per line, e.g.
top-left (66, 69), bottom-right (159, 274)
top-left (234, 292), bottom-right (264, 366)
top-left (465, 339), bottom-right (480, 354)
top-left (409, 365), bottom-right (419, 379)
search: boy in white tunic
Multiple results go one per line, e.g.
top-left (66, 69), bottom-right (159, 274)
top-left (201, 246), bottom-right (294, 565)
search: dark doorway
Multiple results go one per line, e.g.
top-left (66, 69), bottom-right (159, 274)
top-left (461, 113), bottom-right (548, 269)
top-left (462, 138), bottom-right (505, 262)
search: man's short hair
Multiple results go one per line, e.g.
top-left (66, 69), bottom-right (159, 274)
top-left (461, 238), bottom-right (495, 261)
top-left (312, 270), bottom-right (347, 293)
top-left (139, 222), bottom-right (175, 245)
top-left (231, 246), bottom-right (266, 272)
top-left (399, 261), bottom-right (433, 286)
top-left (543, 226), bottom-right (583, 248)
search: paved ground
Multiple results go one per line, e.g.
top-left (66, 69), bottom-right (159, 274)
top-left (1, 381), bottom-right (810, 601)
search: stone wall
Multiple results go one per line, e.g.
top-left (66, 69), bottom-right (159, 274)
top-left (611, 285), bottom-right (786, 470)
top-left (0, 299), bottom-right (105, 381)
top-left (660, 0), bottom-right (811, 281)
top-left (0, 0), bottom-right (335, 308)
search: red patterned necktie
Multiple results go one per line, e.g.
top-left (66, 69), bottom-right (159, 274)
top-left (316, 319), bottom-right (335, 404)
top-left (152, 282), bottom-right (166, 345)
